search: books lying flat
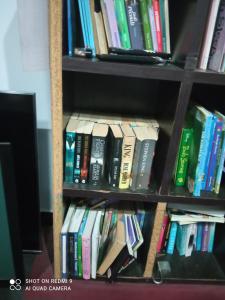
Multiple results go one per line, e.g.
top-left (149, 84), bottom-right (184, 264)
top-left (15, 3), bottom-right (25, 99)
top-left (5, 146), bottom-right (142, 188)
top-left (97, 211), bottom-right (126, 275)
top-left (61, 203), bottom-right (76, 278)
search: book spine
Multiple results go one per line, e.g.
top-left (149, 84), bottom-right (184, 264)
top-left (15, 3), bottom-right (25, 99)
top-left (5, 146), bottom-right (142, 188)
top-left (78, 0), bottom-right (88, 46)
top-left (104, 0), bottom-right (121, 47)
top-left (130, 140), bottom-right (142, 190)
top-left (196, 223), bottom-right (203, 251)
top-left (74, 232), bottom-right (79, 277)
top-left (201, 223), bottom-right (209, 252)
top-left (166, 222), bottom-right (178, 255)
top-left (206, 119), bottom-right (223, 191)
top-left (175, 128), bottom-right (193, 187)
top-left (208, 0), bottom-right (225, 72)
top-left (152, 0), bottom-right (163, 52)
top-left (159, 0), bottom-right (166, 52)
top-left (77, 235), bottom-right (83, 278)
top-left (208, 223), bottom-right (216, 253)
top-left (136, 140), bottom-right (156, 190)
top-left (91, 235), bottom-right (99, 279)
top-left (114, 0), bottom-right (131, 48)
top-left (119, 136), bottom-right (135, 189)
top-left (101, 0), bottom-right (113, 47)
top-left (73, 133), bottom-right (83, 183)
top-left (82, 237), bottom-right (91, 280)
top-left (176, 224), bottom-right (187, 256)
top-left (139, 0), bottom-right (153, 50)
top-left (80, 134), bottom-right (91, 184)
top-left (202, 117), bottom-right (217, 190)
top-left (67, 0), bottom-right (76, 56)
top-left (65, 131), bottom-right (76, 183)
top-left (61, 233), bottom-right (68, 279)
top-left (109, 137), bottom-right (123, 187)
top-left (85, 0), bottom-right (96, 55)
top-left (164, 0), bottom-right (170, 53)
top-left (157, 214), bottom-right (169, 253)
top-left (215, 131), bottom-right (225, 193)
top-left (194, 115), bottom-right (212, 197)
top-left (94, 9), bottom-right (109, 54)
top-left (198, 0), bottom-right (221, 70)
top-left (68, 232), bottom-right (74, 277)
top-left (125, 0), bottom-right (145, 49)
top-left (147, 0), bottom-right (158, 52)
top-left (89, 136), bottom-right (107, 185)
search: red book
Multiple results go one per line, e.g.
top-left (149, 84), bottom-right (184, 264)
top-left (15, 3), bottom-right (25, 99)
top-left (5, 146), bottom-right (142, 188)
top-left (157, 213), bottom-right (169, 253)
top-left (153, 0), bottom-right (163, 52)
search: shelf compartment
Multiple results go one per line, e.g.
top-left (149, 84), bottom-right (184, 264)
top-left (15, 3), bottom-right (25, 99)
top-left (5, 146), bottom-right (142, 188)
top-left (156, 252), bottom-right (225, 283)
top-left (62, 56), bottom-right (184, 82)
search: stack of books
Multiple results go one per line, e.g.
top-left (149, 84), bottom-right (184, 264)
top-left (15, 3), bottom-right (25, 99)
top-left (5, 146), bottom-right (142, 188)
top-left (64, 113), bottom-right (159, 191)
top-left (67, 0), bottom-right (171, 56)
top-left (61, 201), bottom-right (149, 280)
top-left (157, 204), bottom-right (225, 256)
top-left (174, 105), bottom-right (225, 196)
top-left (198, 0), bottom-right (225, 72)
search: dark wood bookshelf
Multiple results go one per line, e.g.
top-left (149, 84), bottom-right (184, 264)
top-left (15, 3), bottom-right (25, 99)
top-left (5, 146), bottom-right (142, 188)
top-left (50, 0), bottom-right (225, 285)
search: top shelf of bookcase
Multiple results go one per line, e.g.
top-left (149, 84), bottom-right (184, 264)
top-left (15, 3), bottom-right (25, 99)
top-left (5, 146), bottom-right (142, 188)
top-left (62, 56), bottom-right (184, 82)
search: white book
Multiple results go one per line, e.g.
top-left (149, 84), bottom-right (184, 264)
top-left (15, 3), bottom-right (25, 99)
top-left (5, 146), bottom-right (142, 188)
top-left (91, 210), bottom-right (105, 279)
top-left (61, 203), bottom-right (76, 278)
top-left (82, 210), bottom-right (98, 279)
top-left (198, 0), bottom-right (220, 70)
top-left (185, 223), bottom-right (197, 257)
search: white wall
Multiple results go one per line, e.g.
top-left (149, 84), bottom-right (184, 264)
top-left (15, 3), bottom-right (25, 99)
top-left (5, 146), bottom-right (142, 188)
top-left (0, 0), bottom-right (52, 211)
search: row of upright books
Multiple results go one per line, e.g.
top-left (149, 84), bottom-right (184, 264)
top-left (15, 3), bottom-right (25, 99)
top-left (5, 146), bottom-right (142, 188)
top-left (61, 201), bottom-right (150, 280)
top-left (64, 113), bottom-right (159, 190)
top-left (174, 105), bottom-right (225, 196)
top-left (66, 0), bottom-right (171, 56)
top-left (198, 0), bottom-right (225, 72)
top-left (157, 204), bottom-right (225, 256)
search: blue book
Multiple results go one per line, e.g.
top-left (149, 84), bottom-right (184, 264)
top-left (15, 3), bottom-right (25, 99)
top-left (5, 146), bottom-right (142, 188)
top-left (208, 223), bottom-right (216, 253)
top-left (196, 223), bottom-right (203, 251)
top-left (78, 0), bottom-right (88, 46)
top-left (85, 0), bottom-right (96, 55)
top-left (166, 222), bottom-right (178, 255)
top-left (214, 111), bottom-right (225, 194)
top-left (176, 224), bottom-right (188, 256)
top-left (206, 117), bottom-right (223, 191)
top-left (202, 115), bottom-right (217, 190)
top-left (67, 0), bottom-right (76, 56)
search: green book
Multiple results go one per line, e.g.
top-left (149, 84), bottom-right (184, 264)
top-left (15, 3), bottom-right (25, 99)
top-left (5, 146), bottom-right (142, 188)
top-left (114, 0), bottom-right (131, 49)
top-left (159, 0), bottom-right (167, 52)
top-left (139, 0), bottom-right (153, 50)
top-left (77, 209), bottom-right (89, 278)
top-left (174, 128), bottom-right (193, 186)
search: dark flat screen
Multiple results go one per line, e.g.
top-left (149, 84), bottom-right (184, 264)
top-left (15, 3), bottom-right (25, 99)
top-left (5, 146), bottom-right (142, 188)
top-left (0, 92), bottom-right (40, 252)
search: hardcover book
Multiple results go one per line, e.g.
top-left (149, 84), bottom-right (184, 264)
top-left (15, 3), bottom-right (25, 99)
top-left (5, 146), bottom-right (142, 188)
top-left (125, 0), bottom-right (144, 49)
top-left (119, 124), bottom-right (136, 189)
top-left (89, 123), bottom-right (109, 185)
top-left (139, 0), bottom-right (153, 50)
top-left (107, 124), bottom-right (123, 187)
top-left (152, 0), bottom-right (163, 52)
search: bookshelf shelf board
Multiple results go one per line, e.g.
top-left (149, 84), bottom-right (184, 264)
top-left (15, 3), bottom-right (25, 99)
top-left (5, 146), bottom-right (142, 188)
top-left (192, 69), bottom-right (225, 86)
top-left (157, 252), bottom-right (225, 283)
top-left (62, 56), bottom-right (184, 82)
top-left (63, 182), bottom-right (161, 202)
top-left (169, 186), bottom-right (225, 205)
